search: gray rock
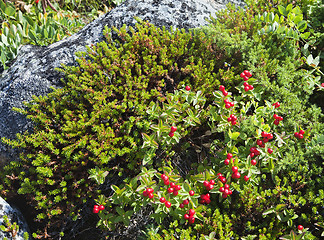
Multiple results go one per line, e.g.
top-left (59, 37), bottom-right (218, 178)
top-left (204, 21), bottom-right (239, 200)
top-left (0, 0), bottom-right (246, 165)
top-left (0, 197), bottom-right (30, 240)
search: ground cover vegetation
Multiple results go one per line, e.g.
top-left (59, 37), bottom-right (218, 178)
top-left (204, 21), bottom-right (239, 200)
top-left (0, 0), bottom-right (323, 239)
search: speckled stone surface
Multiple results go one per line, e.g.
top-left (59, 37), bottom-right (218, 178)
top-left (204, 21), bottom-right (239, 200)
top-left (0, 197), bottom-right (30, 240)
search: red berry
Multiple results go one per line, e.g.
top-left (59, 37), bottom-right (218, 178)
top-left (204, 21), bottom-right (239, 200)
top-left (169, 132), bottom-right (174, 137)
top-left (205, 193), bottom-right (210, 199)
top-left (147, 188), bottom-right (154, 193)
top-left (249, 152), bottom-right (255, 158)
top-left (231, 115), bottom-right (237, 121)
top-left (209, 179), bottom-right (215, 185)
top-left (244, 175), bottom-right (249, 181)
top-left (205, 198), bottom-right (211, 204)
top-left (257, 139), bottom-right (263, 146)
top-left (267, 133), bottom-right (273, 140)
top-left (224, 99), bottom-right (230, 104)
top-left (243, 82), bottom-right (249, 87)
top-left (232, 171), bottom-right (241, 179)
top-left (189, 190), bottom-right (195, 196)
top-left (189, 209), bottom-right (195, 216)
top-left (263, 137), bottom-right (269, 143)
top-left (185, 85), bottom-right (191, 91)
top-left (98, 205), bottom-right (105, 211)
top-left (164, 179), bottom-right (170, 185)
top-left (230, 102), bottom-right (234, 107)
top-left (93, 207), bottom-right (100, 214)
top-left (254, 149), bottom-right (260, 156)
top-left (299, 129), bottom-right (305, 135)
top-left (161, 174), bottom-right (168, 181)
top-left (243, 76), bottom-right (249, 81)
top-left (222, 193), bottom-right (228, 198)
top-left (261, 131), bottom-right (267, 138)
top-left (161, 174), bottom-right (166, 180)
top-left (175, 185), bottom-right (181, 191)
top-left (227, 153), bottom-right (233, 159)
top-left (160, 197), bottom-right (166, 203)
top-left (219, 187), bottom-right (225, 192)
top-left (143, 190), bottom-right (148, 197)
top-left (251, 159), bottom-right (257, 165)
top-left (183, 199), bottom-right (189, 205)
top-left (167, 187), bottom-right (174, 193)
top-left (225, 103), bottom-right (231, 109)
top-left (224, 189), bottom-right (229, 195)
top-left (294, 132), bottom-right (299, 138)
top-left (232, 166), bottom-right (238, 172)
top-left (298, 225), bottom-right (304, 230)
top-left (173, 190), bottom-right (179, 196)
top-left (170, 126), bottom-right (177, 132)
top-left (273, 114), bottom-right (279, 119)
top-left (268, 148), bottom-right (273, 154)
top-left (274, 119), bottom-right (280, 125)
top-left (217, 173), bottom-right (223, 177)
top-left (224, 159), bottom-right (230, 165)
top-left (224, 184), bottom-right (230, 189)
top-left (189, 216), bottom-right (195, 224)
top-left (321, 83), bottom-right (324, 87)
top-left (250, 147), bottom-right (256, 152)
top-left (148, 193), bottom-right (154, 199)
top-left (220, 177), bottom-right (227, 183)
top-left (249, 85), bottom-right (254, 90)
top-left (227, 117), bottom-right (232, 122)
top-left (273, 102), bottom-right (280, 108)
top-left (203, 181), bottom-right (209, 187)
top-left (165, 201), bottom-right (171, 208)
top-left (184, 214), bottom-right (190, 220)
top-left (179, 203), bottom-right (185, 208)
top-left (244, 86), bottom-right (250, 92)
top-left (223, 90), bottom-right (228, 96)
top-left (231, 120), bottom-right (237, 125)
top-left (278, 116), bottom-right (283, 121)
top-left (207, 184), bottom-right (214, 191)
top-left (298, 133), bottom-right (304, 139)
top-left (170, 182), bottom-right (175, 188)
top-left (219, 85), bottom-right (225, 92)
top-left (240, 72), bottom-right (246, 78)
top-left (228, 190), bottom-right (233, 195)
top-left (244, 70), bottom-right (252, 77)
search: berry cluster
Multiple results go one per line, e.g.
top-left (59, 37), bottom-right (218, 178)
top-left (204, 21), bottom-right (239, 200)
top-left (224, 98), bottom-right (234, 109)
top-left (143, 187), bottom-right (155, 199)
top-left (184, 209), bottom-right (195, 224)
top-left (231, 166), bottom-right (241, 179)
top-left (93, 204), bottom-right (105, 213)
top-left (224, 152), bottom-right (233, 165)
top-left (273, 114), bottom-right (283, 125)
top-left (200, 193), bottom-right (211, 204)
top-left (217, 173), bottom-right (227, 184)
top-left (203, 179), bottom-right (215, 191)
top-left (261, 131), bottom-right (273, 143)
top-left (168, 126), bottom-right (177, 137)
top-left (227, 114), bottom-right (237, 126)
top-left (219, 85), bottom-right (228, 97)
top-left (243, 81), bottom-right (254, 92)
top-left (219, 183), bottom-right (233, 198)
top-left (294, 129), bottom-right (305, 139)
top-left (272, 102), bottom-right (280, 108)
top-left (167, 182), bottom-right (181, 196)
top-left (179, 199), bottom-right (190, 208)
top-left (240, 70), bottom-right (252, 80)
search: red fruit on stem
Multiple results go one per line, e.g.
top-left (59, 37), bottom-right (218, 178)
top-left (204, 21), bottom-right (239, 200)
top-left (147, 188), bottom-right (154, 193)
top-left (274, 119), bottom-right (280, 125)
top-left (205, 193), bottom-right (210, 199)
top-left (148, 193), bottom-right (154, 199)
top-left (183, 199), bottom-right (189, 205)
top-left (233, 171), bottom-right (241, 179)
top-left (230, 102), bottom-right (234, 107)
top-left (160, 197), bottom-right (166, 203)
top-left (167, 187), bottom-right (174, 193)
top-left (294, 132), bottom-right (299, 138)
top-left (250, 147), bottom-right (256, 152)
top-left (203, 181), bottom-right (209, 187)
top-left (257, 139), bottom-right (263, 146)
top-left (244, 70), bottom-right (252, 77)
top-left (251, 159), bottom-right (257, 166)
top-left (299, 129), bottom-right (305, 135)
top-left (224, 99), bottom-right (230, 104)
top-left (219, 85), bottom-right (225, 91)
top-left (231, 120), bottom-right (237, 125)
top-left (173, 191), bottom-right (179, 196)
top-left (278, 116), bottom-right (283, 121)
top-left (165, 201), bottom-right (171, 208)
top-left (244, 86), bottom-right (250, 92)
top-left (263, 137), bottom-right (269, 143)
top-left (222, 193), bottom-right (228, 198)
top-left (185, 85), bottom-right (191, 91)
top-left (93, 207), bottom-right (100, 214)
top-left (205, 198), bottom-right (211, 204)
top-left (217, 173), bottom-right (223, 177)
top-left (189, 209), bottom-right (195, 216)
top-left (268, 148), bottom-right (273, 154)
top-left (219, 187), bottom-right (225, 192)
top-left (189, 216), bottom-right (195, 224)
top-left (220, 177), bottom-right (227, 183)
top-left (169, 132), bottom-right (174, 137)
top-left (224, 189), bottom-right (229, 195)
top-left (170, 182), bottom-right (175, 188)
top-left (273, 102), bottom-right (280, 108)
top-left (223, 90), bottom-right (228, 96)
top-left (164, 180), bottom-right (170, 185)
top-left (189, 190), bottom-right (195, 196)
top-left (227, 153), bottom-right (233, 159)
top-left (224, 159), bottom-right (230, 165)
top-left (249, 152), bottom-right (255, 158)
top-left (179, 203), bottom-right (185, 208)
top-left (232, 115), bottom-right (237, 121)
top-left (175, 185), bottom-right (181, 191)
top-left (99, 205), bottom-right (105, 211)
top-left (298, 133), bottom-right (304, 139)
top-left (170, 126), bottom-right (177, 132)
top-left (240, 72), bottom-right (246, 78)
top-left (254, 149), bottom-right (260, 156)
top-left (207, 184), bottom-right (214, 191)
top-left (143, 190), bottom-right (148, 197)
top-left (243, 82), bottom-right (249, 87)
top-left (244, 175), bottom-right (249, 181)
top-left (267, 133), bottom-right (273, 139)
top-left (321, 83), bottom-right (324, 87)
top-left (232, 166), bottom-right (238, 172)
top-left (225, 103), bottom-right (231, 109)
top-left (209, 179), bottom-right (215, 185)
top-left (228, 190), bottom-right (233, 195)
top-left (249, 85), bottom-right (254, 90)
top-left (243, 76), bottom-right (249, 81)
top-left (161, 174), bottom-right (166, 180)
top-left (224, 184), bottom-right (230, 189)
top-left (227, 117), bottom-right (232, 122)
top-left (261, 131), bottom-right (267, 138)
top-left (298, 225), bottom-right (304, 230)
top-left (184, 214), bottom-right (190, 220)
top-left (273, 114), bottom-right (279, 119)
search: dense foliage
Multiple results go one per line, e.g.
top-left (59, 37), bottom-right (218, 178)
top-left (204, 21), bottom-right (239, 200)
top-left (0, 0), bottom-right (323, 239)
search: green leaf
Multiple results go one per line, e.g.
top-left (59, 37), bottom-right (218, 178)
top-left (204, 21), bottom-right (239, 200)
top-left (297, 20), bottom-right (307, 32)
top-left (4, 6), bottom-right (15, 17)
top-left (278, 5), bottom-right (287, 16)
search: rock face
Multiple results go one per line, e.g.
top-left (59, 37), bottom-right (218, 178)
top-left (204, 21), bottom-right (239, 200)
top-left (0, 197), bottom-right (30, 240)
